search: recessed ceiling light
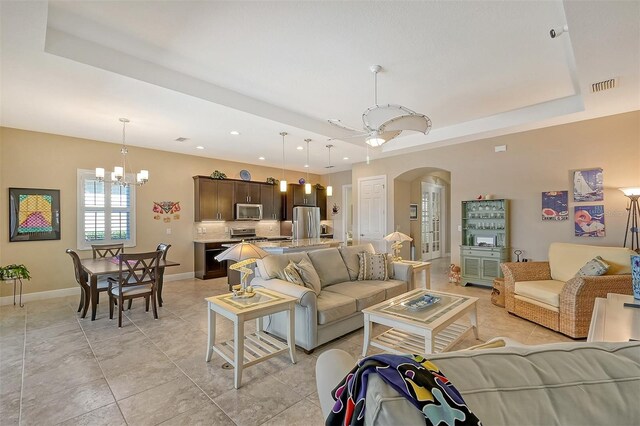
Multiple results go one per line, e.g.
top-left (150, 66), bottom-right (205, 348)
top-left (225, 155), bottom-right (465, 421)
top-left (196, 146), bottom-right (205, 150)
top-left (230, 131), bottom-right (240, 136)
top-left (296, 146), bottom-right (303, 150)
top-left (343, 157), bottom-right (349, 160)
top-left (304, 164), bottom-right (309, 168)
top-left (259, 156), bottom-right (265, 160)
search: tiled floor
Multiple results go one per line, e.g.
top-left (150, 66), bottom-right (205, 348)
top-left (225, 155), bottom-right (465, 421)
top-left (0, 257), bottom-right (573, 425)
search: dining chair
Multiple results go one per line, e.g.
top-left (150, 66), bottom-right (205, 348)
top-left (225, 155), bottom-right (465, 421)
top-left (66, 249), bottom-right (109, 318)
top-left (91, 243), bottom-right (124, 259)
top-left (156, 243), bottom-right (171, 307)
top-left (108, 250), bottom-right (162, 327)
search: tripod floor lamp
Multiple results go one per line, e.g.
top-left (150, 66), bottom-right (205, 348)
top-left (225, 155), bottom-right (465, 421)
top-left (621, 187), bottom-right (640, 252)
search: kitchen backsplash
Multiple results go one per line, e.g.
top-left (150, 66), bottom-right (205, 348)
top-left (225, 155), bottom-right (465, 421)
top-left (193, 221), bottom-right (284, 240)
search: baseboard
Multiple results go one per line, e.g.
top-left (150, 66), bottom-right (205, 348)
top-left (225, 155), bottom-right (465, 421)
top-left (0, 272), bottom-right (196, 306)
top-left (0, 286), bottom-right (80, 306)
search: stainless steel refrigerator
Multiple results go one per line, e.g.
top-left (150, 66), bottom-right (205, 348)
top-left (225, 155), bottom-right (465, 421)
top-left (292, 206), bottom-right (320, 239)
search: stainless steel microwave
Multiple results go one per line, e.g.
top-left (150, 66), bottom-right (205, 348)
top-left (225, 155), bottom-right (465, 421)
top-left (235, 204), bottom-right (263, 220)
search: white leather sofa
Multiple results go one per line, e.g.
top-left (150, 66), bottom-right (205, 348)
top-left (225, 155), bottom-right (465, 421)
top-left (316, 341), bottom-right (640, 425)
top-left (251, 244), bottom-right (414, 352)
top-left (501, 243), bottom-right (634, 338)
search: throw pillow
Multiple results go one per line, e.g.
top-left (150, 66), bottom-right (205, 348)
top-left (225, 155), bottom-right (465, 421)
top-left (576, 256), bottom-right (610, 277)
top-left (276, 261), bottom-right (305, 286)
top-left (293, 258), bottom-right (322, 296)
top-left (358, 252), bottom-right (389, 281)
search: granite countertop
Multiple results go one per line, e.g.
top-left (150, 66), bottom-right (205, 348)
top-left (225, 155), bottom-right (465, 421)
top-left (194, 235), bottom-right (293, 243)
top-left (253, 238), bottom-right (340, 250)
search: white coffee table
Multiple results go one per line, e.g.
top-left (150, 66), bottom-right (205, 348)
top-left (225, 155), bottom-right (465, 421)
top-left (205, 288), bottom-right (297, 388)
top-left (362, 289), bottom-right (479, 356)
top-left (587, 293), bottom-right (640, 342)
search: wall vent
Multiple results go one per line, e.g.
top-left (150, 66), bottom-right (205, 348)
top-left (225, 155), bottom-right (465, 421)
top-left (591, 78), bottom-right (616, 93)
top-left (175, 137), bottom-right (190, 142)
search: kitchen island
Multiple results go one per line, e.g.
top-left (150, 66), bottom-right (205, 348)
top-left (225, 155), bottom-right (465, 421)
top-left (222, 238), bottom-right (340, 254)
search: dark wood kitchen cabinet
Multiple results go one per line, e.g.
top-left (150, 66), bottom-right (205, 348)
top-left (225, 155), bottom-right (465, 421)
top-left (285, 183), bottom-right (317, 220)
top-left (194, 242), bottom-right (228, 279)
top-left (193, 177), bottom-right (234, 221)
top-left (234, 181), bottom-right (261, 204)
top-left (316, 188), bottom-right (327, 220)
top-left (260, 184), bottom-right (283, 220)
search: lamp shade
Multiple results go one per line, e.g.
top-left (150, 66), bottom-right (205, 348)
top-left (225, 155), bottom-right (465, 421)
top-left (620, 187), bottom-right (640, 197)
top-left (215, 241), bottom-right (269, 262)
top-left (383, 231), bottom-right (413, 243)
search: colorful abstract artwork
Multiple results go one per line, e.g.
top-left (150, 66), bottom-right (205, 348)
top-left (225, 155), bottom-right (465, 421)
top-left (542, 191), bottom-right (568, 221)
top-left (575, 205), bottom-right (605, 237)
top-left (573, 168), bottom-right (603, 202)
top-left (9, 188), bottom-right (61, 242)
top-left (153, 201), bottom-right (181, 222)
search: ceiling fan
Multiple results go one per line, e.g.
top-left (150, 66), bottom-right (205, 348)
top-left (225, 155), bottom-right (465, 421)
top-left (328, 65), bottom-right (432, 147)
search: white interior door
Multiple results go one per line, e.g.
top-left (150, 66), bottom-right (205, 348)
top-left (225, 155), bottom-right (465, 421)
top-left (421, 182), bottom-right (444, 260)
top-left (342, 184), bottom-right (353, 241)
top-left (358, 176), bottom-right (386, 250)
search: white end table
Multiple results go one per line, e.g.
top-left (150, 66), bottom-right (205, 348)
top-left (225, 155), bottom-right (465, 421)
top-left (399, 260), bottom-right (431, 289)
top-left (205, 288), bottom-right (297, 389)
top-left (587, 293), bottom-right (640, 342)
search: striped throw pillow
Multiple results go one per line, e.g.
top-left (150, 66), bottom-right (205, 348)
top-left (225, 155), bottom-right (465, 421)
top-left (357, 252), bottom-right (389, 281)
top-left (276, 261), bottom-right (305, 286)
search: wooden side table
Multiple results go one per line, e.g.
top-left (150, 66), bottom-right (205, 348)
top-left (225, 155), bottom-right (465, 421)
top-left (587, 293), bottom-right (640, 342)
top-left (399, 261), bottom-right (431, 289)
top-left (205, 288), bottom-right (297, 389)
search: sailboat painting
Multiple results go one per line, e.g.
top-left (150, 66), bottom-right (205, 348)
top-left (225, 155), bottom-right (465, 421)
top-left (575, 206), bottom-right (605, 237)
top-left (573, 168), bottom-right (603, 202)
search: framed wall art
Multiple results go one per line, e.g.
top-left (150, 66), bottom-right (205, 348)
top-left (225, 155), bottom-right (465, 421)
top-left (9, 188), bottom-right (61, 242)
top-left (574, 205), bottom-right (605, 237)
top-left (573, 168), bottom-right (603, 202)
top-left (409, 204), bottom-right (418, 220)
top-left (541, 191), bottom-right (568, 221)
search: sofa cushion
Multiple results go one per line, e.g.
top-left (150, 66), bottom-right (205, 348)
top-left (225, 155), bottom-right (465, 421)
top-left (364, 279), bottom-right (407, 299)
top-left (514, 279), bottom-right (565, 307)
top-left (358, 252), bottom-right (389, 281)
top-left (317, 291), bottom-right (357, 325)
top-left (576, 256), bottom-right (610, 277)
top-left (324, 282), bottom-right (386, 311)
top-left (549, 243), bottom-right (635, 282)
top-left (276, 261), bottom-right (305, 286)
top-left (257, 252), bottom-right (311, 279)
top-left (293, 258), bottom-right (322, 296)
top-left (338, 244), bottom-right (375, 280)
top-left (307, 248), bottom-right (351, 288)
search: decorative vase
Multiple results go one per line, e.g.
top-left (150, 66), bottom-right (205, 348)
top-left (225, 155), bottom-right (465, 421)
top-left (632, 255), bottom-right (640, 299)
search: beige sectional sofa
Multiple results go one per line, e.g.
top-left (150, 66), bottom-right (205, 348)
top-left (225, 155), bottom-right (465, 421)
top-left (251, 244), bottom-right (414, 352)
top-left (501, 242), bottom-right (634, 338)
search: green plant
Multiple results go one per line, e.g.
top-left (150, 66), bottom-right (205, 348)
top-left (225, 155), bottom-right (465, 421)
top-left (314, 183), bottom-right (325, 190)
top-left (0, 264), bottom-right (31, 280)
top-left (266, 177), bottom-right (279, 185)
top-left (210, 170), bottom-right (227, 180)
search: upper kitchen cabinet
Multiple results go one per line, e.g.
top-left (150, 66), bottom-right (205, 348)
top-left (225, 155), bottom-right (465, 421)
top-left (285, 183), bottom-right (317, 220)
top-left (316, 188), bottom-right (327, 220)
top-left (193, 176), bottom-right (234, 221)
top-left (234, 181), bottom-right (261, 204)
top-left (261, 184), bottom-right (283, 221)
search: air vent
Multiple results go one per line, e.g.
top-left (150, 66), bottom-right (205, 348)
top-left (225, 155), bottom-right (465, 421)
top-left (175, 137), bottom-right (190, 142)
top-left (591, 78), bottom-right (616, 93)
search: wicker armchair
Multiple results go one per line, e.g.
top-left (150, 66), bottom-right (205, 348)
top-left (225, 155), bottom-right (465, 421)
top-left (501, 243), bottom-right (634, 338)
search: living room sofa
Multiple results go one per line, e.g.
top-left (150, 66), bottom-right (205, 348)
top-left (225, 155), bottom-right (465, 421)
top-left (315, 341), bottom-right (640, 425)
top-left (501, 242), bottom-right (634, 338)
top-left (251, 244), bottom-right (414, 352)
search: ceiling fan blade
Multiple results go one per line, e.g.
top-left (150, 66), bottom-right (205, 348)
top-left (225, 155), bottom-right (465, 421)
top-left (327, 119), bottom-right (363, 133)
top-left (327, 132), bottom-right (370, 142)
top-left (380, 114), bottom-right (432, 135)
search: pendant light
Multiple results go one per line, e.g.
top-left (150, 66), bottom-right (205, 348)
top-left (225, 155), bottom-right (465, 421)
top-left (279, 132), bottom-right (288, 192)
top-left (325, 144), bottom-right (334, 197)
top-left (304, 139), bottom-right (312, 194)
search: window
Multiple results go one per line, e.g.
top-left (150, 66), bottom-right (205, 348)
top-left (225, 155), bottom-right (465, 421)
top-left (77, 169), bottom-right (136, 249)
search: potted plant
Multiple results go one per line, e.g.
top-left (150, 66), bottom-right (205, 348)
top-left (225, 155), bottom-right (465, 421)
top-left (210, 170), bottom-right (227, 180)
top-left (0, 264), bottom-right (31, 281)
top-left (266, 177), bottom-right (279, 185)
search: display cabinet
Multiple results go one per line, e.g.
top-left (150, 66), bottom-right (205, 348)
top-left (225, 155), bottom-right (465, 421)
top-left (460, 199), bottom-right (510, 287)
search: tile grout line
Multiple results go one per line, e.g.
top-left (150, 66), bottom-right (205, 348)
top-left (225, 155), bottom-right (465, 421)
top-left (18, 305), bottom-right (27, 426)
top-left (76, 312), bottom-right (130, 426)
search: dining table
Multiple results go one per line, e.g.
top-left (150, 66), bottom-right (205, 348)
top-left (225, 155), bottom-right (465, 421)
top-left (80, 257), bottom-right (180, 320)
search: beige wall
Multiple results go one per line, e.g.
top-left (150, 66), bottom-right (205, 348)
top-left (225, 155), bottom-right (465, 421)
top-left (0, 127), bottom-right (319, 296)
top-left (352, 111), bottom-right (640, 265)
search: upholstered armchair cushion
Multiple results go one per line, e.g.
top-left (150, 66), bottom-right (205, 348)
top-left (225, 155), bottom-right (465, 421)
top-left (514, 280), bottom-right (565, 307)
top-left (549, 243), bottom-right (635, 282)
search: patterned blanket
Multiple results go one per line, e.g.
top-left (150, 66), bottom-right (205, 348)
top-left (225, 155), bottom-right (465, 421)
top-left (326, 353), bottom-right (481, 426)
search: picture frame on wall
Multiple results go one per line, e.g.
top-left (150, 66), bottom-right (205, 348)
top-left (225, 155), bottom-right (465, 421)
top-left (409, 204), bottom-right (418, 220)
top-left (574, 205), bottom-right (605, 237)
top-left (542, 191), bottom-right (569, 221)
top-left (9, 188), bottom-right (61, 242)
top-left (573, 168), bottom-right (603, 202)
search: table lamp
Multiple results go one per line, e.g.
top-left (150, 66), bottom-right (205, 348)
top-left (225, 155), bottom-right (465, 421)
top-left (215, 241), bottom-right (269, 296)
top-left (383, 231), bottom-right (413, 261)
top-left (620, 187), bottom-right (640, 252)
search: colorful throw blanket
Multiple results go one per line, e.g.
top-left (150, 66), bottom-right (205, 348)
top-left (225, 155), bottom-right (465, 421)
top-left (326, 354), bottom-right (481, 426)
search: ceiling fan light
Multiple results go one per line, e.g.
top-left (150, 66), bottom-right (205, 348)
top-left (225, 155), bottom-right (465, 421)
top-left (365, 136), bottom-right (386, 147)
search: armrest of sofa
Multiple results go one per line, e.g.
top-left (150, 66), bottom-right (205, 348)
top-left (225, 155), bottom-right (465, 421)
top-left (559, 274), bottom-right (632, 338)
top-left (501, 262), bottom-right (551, 312)
top-left (251, 276), bottom-right (316, 307)
top-left (392, 262), bottom-right (414, 289)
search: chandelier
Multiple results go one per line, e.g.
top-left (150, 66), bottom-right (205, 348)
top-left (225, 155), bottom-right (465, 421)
top-left (95, 118), bottom-right (148, 187)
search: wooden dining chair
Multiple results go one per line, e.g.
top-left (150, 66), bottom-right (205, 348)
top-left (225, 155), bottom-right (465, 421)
top-left (91, 243), bottom-right (124, 259)
top-left (156, 243), bottom-right (171, 307)
top-left (108, 251), bottom-right (162, 327)
top-left (66, 249), bottom-right (110, 318)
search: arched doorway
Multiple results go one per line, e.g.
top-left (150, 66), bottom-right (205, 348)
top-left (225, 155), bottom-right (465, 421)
top-left (394, 168), bottom-right (451, 261)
